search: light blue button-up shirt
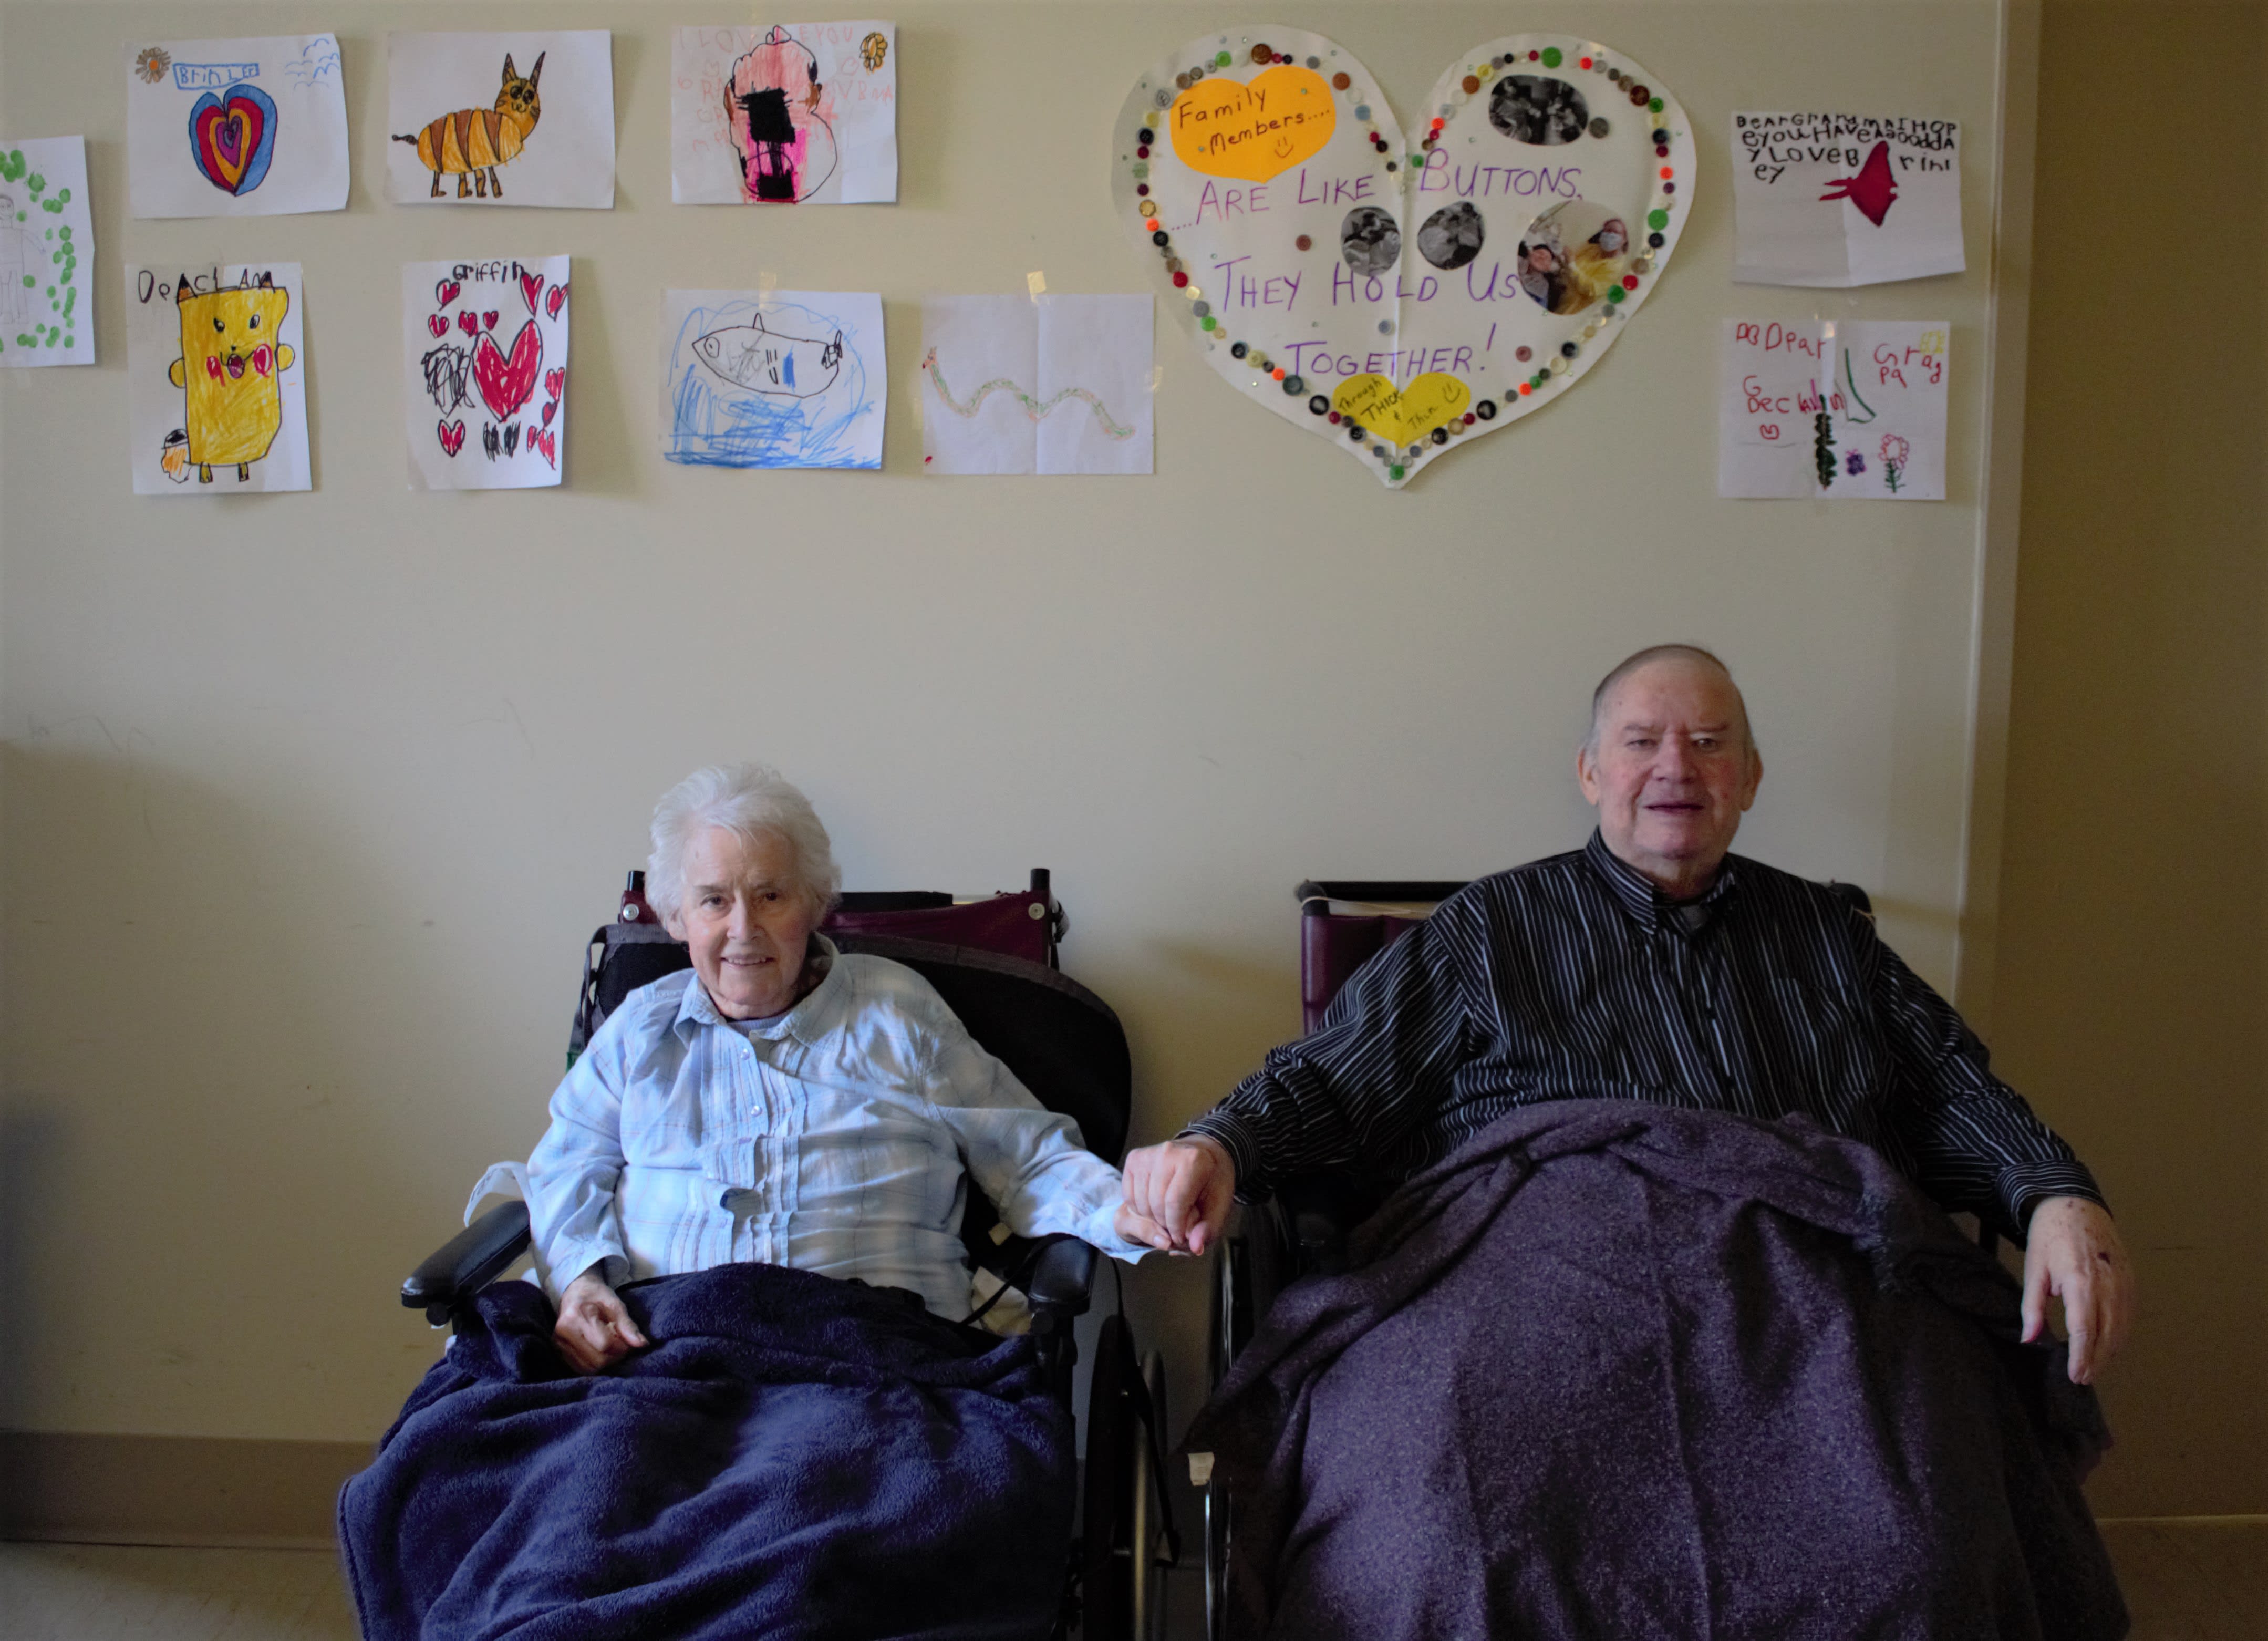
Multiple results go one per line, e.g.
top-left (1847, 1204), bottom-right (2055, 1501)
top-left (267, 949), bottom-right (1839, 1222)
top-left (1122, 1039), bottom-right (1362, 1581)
top-left (523, 938), bottom-right (1146, 1318)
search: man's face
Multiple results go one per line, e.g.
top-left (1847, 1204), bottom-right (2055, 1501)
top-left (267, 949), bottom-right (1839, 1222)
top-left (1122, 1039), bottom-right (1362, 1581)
top-left (1577, 659), bottom-right (1763, 896)
top-left (666, 825), bottom-right (823, 1020)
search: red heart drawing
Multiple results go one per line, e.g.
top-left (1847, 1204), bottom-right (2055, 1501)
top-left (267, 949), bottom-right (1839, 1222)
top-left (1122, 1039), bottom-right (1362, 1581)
top-left (472, 321), bottom-right (544, 422)
top-left (520, 270), bottom-right (545, 313)
top-left (436, 280), bottom-right (461, 308)
top-left (457, 311), bottom-right (478, 337)
top-left (534, 428), bottom-right (557, 469)
top-left (427, 314), bottom-right (449, 339)
top-left (438, 419), bottom-right (465, 457)
top-left (546, 283), bottom-right (567, 321)
top-left (483, 310), bottom-right (499, 332)
top-left (541, 398), bottom-right (557, 427)
top-left (544, 367), bottom-right (564, 401)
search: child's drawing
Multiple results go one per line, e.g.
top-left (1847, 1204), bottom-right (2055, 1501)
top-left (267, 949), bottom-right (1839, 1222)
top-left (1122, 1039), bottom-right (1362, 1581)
top-left (0, 137), bottom-right (92, 367)
top-left (395, 53), bottom-right (544, 200)
top-left (919, 295), bottom-right (1152, 477)
top-left (660, 290), bottom-right (883, 470)
top-left (126, 263), bottom-right (310, 494)
top-left (126, 35), bottom-right (347, 218)
top-left (671, 24), bottom-right (896, 205)
top-left (386, 34), bottom-right (615, 210)
top-left (404, 255), bottom-right (571, 489)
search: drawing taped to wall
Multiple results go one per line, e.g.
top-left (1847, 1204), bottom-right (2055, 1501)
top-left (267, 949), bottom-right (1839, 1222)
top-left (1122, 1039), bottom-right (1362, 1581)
top-left (919, 295), bottom-right (1151, 476)
top-left (661, 290), bottom-right (884, 469)
top-left (126, 35), bottom-right (347, 218)
top-left (1731, 113), bottom-right (1963, 286)
top-left (387, 34), bottom-right (615, 209)
top-left (404, 255), bottom-right (569, 489)
top-left (671, 24), bottom-right (896, 205)
top-left (125, 263), bottom-right (310, 493)
top-left (0, 137), bottom-right (93, 366)
top-left (1716, 317), bottom-right (1948, 500)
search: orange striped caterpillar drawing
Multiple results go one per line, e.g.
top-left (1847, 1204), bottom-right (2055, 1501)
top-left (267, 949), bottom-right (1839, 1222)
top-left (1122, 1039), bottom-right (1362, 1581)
top-left (392, 51), bottom-right (544, 199)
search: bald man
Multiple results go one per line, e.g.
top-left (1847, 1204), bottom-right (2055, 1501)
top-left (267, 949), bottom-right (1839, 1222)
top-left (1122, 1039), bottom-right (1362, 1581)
top-left (1122, 644), bottom-right (2131, 1382)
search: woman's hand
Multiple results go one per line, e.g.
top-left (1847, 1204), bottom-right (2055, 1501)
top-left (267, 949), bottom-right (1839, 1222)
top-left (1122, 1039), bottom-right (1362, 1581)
top-left (553, 1269), bottom-right (649, 1375)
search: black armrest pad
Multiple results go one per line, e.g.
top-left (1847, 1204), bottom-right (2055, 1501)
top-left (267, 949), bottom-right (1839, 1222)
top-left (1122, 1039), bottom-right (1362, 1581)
top-left (402, 1201), bottom-right (532, 1312)
top-left (1026, 1236), bottom-right (1097, 1317)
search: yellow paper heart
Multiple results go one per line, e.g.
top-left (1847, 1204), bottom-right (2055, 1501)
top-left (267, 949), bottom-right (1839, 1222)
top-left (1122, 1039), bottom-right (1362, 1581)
top-left (1332, 374), bottom-right (1472, 447)
top-left (1168, 65), bottom-right (1336, 183)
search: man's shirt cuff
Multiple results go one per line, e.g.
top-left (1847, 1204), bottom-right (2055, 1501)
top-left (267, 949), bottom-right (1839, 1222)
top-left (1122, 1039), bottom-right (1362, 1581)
top-left (1999, 1161), bottom-right (2107, 1242)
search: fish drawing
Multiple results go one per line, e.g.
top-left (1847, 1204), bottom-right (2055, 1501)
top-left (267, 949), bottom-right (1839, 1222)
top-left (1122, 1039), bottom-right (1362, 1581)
top-left (1820, 140), bottom-right (1898, 227)
top-left (692, 317), bottom-right (842, 399)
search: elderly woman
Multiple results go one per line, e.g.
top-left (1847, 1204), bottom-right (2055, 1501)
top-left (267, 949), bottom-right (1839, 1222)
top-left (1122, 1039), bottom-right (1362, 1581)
top-left (527, 762), bottom-right (1163, 1372)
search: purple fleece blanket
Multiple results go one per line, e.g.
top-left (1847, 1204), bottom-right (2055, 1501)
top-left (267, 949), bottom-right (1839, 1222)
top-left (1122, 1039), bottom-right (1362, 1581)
top-left (339, 1262), bottom-right (1072, 1641)
top-left (1187, 1101), bottom-right (2126, 1641)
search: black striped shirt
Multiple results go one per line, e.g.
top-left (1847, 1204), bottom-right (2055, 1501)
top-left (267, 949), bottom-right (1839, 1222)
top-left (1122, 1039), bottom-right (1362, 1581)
top-left (1189, 833), bottom-right (2102, 1239)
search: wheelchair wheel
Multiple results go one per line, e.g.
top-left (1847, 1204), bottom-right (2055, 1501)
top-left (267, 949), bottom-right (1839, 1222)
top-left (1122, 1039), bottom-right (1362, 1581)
top-left (1200, 1202), bottom-right (1293, 1641)
top-left (1080, 1314), bottom-right (1174, 1639)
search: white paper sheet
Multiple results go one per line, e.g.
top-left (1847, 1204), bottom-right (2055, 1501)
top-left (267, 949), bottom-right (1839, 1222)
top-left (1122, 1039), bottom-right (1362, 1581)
top-left (661, 290), bottom-right (884, 469)
top-left (386, 34), bottom-right (615, 209)
top-left (126, 263), bottom-right (310, 494)
top-left (920, 296), bottom-right (1153, 477)
top-left (126, 35), bottom-right (348, 218)
top-left (671, 24), bottom-right (897, 205)
top-left (1718, 317), bottom-right (1948, 500)
top-left (0, 138), bottom-right (92, 366)
top-left (403, 256), bottom-right (571, 490)
top-left (1731, 114), bottom-right (1962, 287)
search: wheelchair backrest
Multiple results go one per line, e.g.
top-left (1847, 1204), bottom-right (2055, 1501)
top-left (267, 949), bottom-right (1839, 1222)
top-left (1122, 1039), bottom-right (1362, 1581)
top-left (1297, 879), bottom-right (1468, 1034)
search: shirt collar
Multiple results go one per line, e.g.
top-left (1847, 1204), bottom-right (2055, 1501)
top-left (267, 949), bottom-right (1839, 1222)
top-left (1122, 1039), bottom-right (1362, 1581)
top-left (1582, 829), bottom-right (1741, 934)
top-left (672, 932), bottom-right (848, 1046)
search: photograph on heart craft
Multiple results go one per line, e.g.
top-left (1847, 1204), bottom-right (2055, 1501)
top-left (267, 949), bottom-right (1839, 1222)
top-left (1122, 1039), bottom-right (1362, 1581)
top-left (125, 264), bottom-right (309, 495)
top-left (671, 23), bottom-right (897, 205)
top-left (1515, 200), bottom-right (1635, 316)
top-left (385, 33), bottom-right (615, 209)
top-left (125, 34), bottom-right (347, 218)
top-left (403, 256), bottom-right (569, 490)
top-left (662, 291), bottom-right (885, 470)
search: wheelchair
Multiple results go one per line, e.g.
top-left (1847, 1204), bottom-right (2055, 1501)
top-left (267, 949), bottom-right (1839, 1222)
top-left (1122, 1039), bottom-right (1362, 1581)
top-left (398, 870), bottom-right (1177, 1640)
top-left (1192, 874), bottom-right (1904, 1641)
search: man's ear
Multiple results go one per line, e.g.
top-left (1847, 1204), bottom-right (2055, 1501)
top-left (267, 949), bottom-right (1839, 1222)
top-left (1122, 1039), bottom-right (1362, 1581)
top-left (1577, 744), bottom-right (1603, 807)
top-left (1740, 747), bottom-right (1764, 811)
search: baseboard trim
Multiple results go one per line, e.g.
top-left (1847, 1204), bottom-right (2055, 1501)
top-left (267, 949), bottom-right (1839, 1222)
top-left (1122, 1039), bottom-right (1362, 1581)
top-left (0, 1431), bottom-right (370, 1549)
top-left (2096, 1514), bottom-right (2268, 1527)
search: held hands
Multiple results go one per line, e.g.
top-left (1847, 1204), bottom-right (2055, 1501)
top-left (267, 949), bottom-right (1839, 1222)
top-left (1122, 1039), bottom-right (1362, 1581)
top-left (1117, 1134), bottom-right (1237, 1257)
top-left (2022, 1195), bottom-right (2134, 1385)
top-left (554, 1269), bottom-right (649, 1375)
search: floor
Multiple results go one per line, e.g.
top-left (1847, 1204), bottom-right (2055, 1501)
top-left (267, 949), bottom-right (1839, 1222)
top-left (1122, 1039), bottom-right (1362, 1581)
top-left (1, 1523), bottom-right (2260, 1638)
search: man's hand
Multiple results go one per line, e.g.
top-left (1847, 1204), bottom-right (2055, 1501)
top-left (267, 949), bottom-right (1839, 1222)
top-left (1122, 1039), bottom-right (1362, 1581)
top-left (1120, 1134), bottom-right (1236, 1257)
top-left (553, 1269), bottom-right (649, 1375)
top-left (2022, 1196), bottom-right (2134, 1385)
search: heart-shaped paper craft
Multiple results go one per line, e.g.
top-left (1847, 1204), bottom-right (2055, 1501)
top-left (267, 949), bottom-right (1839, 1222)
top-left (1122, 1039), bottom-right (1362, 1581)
top-left (189, 84), bottom-right (279, 197)
top-left (1116, 28), bottom-right (1694, 488)
top-left (473, 320), bottom-right (544, 422)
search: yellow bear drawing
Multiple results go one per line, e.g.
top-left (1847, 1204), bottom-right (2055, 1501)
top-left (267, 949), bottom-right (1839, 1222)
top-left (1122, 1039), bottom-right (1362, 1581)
top-left (166, 270), bottom-right (294, 483)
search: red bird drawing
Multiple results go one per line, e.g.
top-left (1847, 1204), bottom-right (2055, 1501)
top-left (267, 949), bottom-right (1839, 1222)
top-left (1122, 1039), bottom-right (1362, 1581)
top-left (1820, 140), bottom-right (1898, 226)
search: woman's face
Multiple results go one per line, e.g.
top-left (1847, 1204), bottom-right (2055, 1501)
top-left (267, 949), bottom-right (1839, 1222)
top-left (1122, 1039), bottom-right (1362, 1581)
top-left (666, 825), bottom-right (823, 1020)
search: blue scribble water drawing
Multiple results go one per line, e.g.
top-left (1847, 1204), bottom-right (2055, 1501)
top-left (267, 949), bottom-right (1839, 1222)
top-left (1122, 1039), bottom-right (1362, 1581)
top-left (666, 297), bottom-right (877, 469)
top-left (287, 38), bottom-right (341, 87)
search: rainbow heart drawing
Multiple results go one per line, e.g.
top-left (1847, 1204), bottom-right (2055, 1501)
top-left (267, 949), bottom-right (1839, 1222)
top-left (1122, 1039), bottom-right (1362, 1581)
top-left (188, 82), bottom-right (279, 198)
top-left (1116, 27), bottom-right (1693, 488)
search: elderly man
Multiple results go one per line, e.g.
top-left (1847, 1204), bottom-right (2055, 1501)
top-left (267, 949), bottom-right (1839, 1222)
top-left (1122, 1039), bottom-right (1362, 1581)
top-left (1130, 646), bottom-right (2132, 1638)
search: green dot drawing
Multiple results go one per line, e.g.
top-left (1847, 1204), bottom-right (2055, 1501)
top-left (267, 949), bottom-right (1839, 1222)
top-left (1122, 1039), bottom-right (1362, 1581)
top-left (20, 275), bottom-right (33, 288)
top-left (56, 187), bottom-right (68, 202)
top-left (59, 224), bottom-right (70, 239)
top-left (64, 335), bottom-right (73, 348)
top-left (0, 148), bottom-right (22, 182)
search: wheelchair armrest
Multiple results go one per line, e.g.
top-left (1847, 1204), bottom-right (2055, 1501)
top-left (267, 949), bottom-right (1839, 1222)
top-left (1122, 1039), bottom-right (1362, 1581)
top-left (1024, 1234), bottom-right (1097, 1326)
top-left (402, 1201), bottom-right (532, 1324)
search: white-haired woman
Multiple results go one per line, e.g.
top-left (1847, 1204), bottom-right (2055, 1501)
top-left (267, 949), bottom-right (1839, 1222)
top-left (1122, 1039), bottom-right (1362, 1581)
top-left (526, 764), bottom-right (1165, 1373)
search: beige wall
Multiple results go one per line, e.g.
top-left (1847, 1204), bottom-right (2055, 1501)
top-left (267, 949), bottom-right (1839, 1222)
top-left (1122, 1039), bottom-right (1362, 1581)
top-left (1992, 0), bottom-right (2267, 1516)
top-left (12, 0), bottom-right (2248, 1521)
